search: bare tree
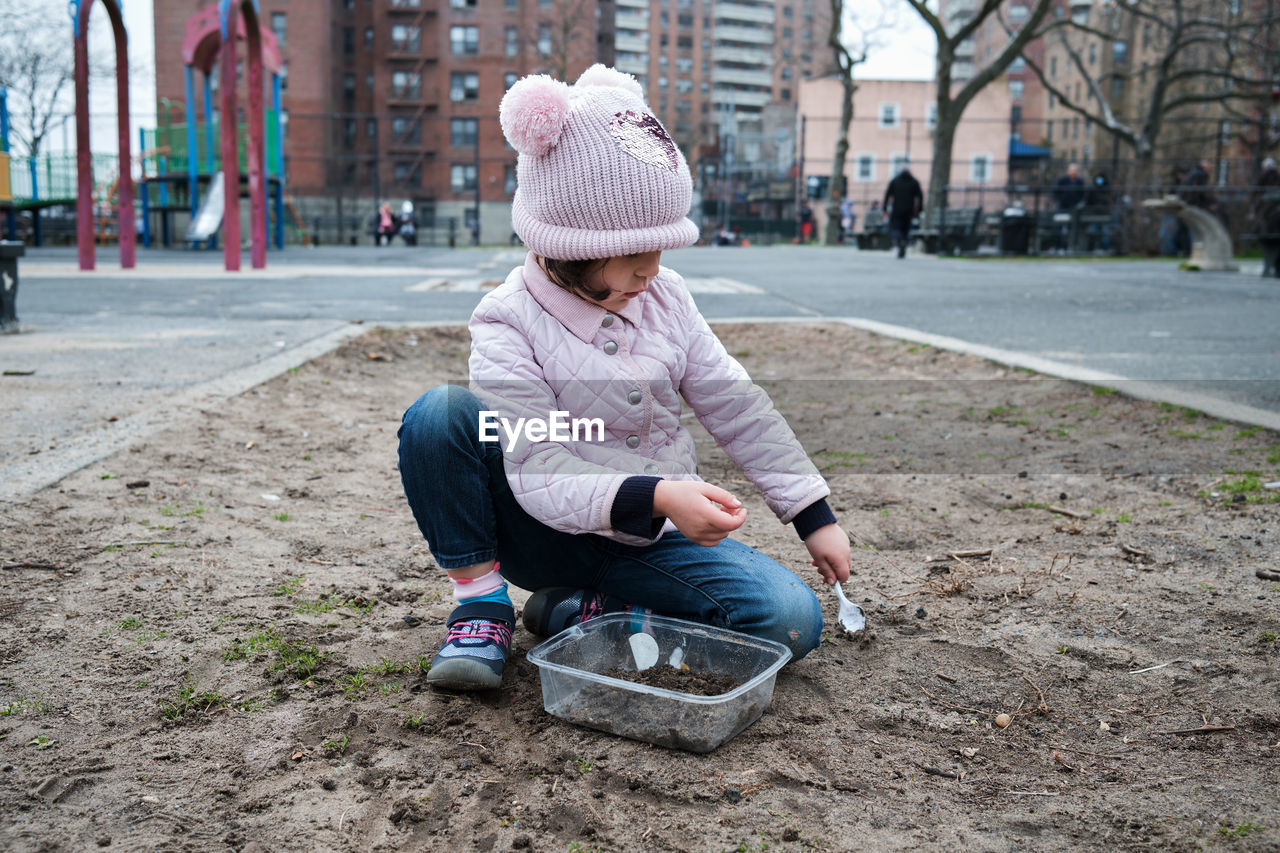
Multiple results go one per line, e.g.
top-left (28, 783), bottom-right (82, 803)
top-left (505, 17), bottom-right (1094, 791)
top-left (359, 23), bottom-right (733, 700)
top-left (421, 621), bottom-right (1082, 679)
top-left (904, 0), bottom-right (1055, 220)
top-left (1016, 1), bottom-right (1268, 178)
top-left (534, 0), bottom-right (596, 81)
top-left (823, 0), bottom-right (886, 244)
top-left (0, 0), bottom-right (121, 158)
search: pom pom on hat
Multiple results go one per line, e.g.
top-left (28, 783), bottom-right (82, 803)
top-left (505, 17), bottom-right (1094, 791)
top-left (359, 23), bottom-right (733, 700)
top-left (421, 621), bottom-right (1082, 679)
top-left (574, 63), bottom-right (644, 98)
top-left (500, 74), bottom-right (571, 156)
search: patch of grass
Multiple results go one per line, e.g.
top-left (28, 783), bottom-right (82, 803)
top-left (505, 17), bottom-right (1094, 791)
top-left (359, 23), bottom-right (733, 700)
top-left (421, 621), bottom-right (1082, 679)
top-left (1157, 501), bottom-right (1173, 507)
top-left (1221, 474), bottom-right (1263, 494)
top-left (27, 735), bottom-right (55, 750)
top-left (1090, 508), bottom-right (1106, 515)
top-left (102, 544), bottom-right (121, 553)
top-left (118, 617), bottom-right (143, 630)
top-left (341, 673), bottom-right (367, 699)
top-left (1, 694), bottom-right (53, 716)
top-left (160, 503), bottom-right (179, 517)
top-left (160, 679), bottom-right (226, 721)
top-left (296, 593), bottom-right (374, 616)
top-left (378, 682), bottom-right (402, 696)
top-left (573, 757), bottom-right (593, 775)
top-left (99, 473), bottom-right (117, 480)
top-left (1091, 385), bottom-right (1116, 396)
top-left (322, 734), bottom-right (350, 756)
top-left (403, 712), bottom-right (429, 728)
top-left (273, 512), bottom-right (291, 522)
top-left (272, 575), bottom-right (306, 596)
top-left (303, 454), bottom-right (312, 461)
top-left (1259, 631), bottom-right (1278, 644)
top-left (1266, 448), bottom-right (1280, 465)
top-left (223, 627), bottom-right (328, 680)
top-left (1219, 823), bottom-right (1263, 838)
top-left (1169, 428), bottom-right (1210, 440)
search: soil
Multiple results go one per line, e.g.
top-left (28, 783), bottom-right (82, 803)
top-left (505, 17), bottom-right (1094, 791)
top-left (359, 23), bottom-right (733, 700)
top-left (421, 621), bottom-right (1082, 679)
top-left (2, 322), bottom-right (1279, 852)
top-left (600, 666), bottom-right (741, 697)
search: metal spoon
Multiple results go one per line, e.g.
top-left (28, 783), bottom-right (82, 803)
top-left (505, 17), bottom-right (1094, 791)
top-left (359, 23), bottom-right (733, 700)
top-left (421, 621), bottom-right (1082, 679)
top-left (832, 581), bottom-right (866, 636)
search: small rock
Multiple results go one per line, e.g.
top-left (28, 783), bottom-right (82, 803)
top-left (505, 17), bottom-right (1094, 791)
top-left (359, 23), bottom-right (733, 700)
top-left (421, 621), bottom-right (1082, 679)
top-left (723, 786), bottom-right (742, 804)
top-left (783, 828), bottom-right (800, 842)
top-left (512, 836), bottom-right (532, 849)
top-left (321, 778), bottom-right (337, 791)
top-left (995, 714), bottom-right (1012, 728)
top-left (402, 614), bottom-right (422, 628)
top-left (458, 759), bottom-right (474, 770)
top-left (1059, 492), bottom-right (1068, 501)
top-left (1231, 494), bottom-right (1247, 504)
top-left (915, 607), bottom-right (927, 619)
top-left (1017, 471), bottom-right (1028, 478)
top-left (96, 837), bottom-right (111, 847)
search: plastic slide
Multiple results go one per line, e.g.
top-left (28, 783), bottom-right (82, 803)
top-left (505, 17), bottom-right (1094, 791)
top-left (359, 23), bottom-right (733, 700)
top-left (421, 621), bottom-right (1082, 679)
top-left (185, 171), bottom-right (225, 243)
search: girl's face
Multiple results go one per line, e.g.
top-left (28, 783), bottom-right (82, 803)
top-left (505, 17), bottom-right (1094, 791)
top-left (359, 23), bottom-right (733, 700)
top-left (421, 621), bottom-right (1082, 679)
top-left (584, 251), bottom-right (662, 312)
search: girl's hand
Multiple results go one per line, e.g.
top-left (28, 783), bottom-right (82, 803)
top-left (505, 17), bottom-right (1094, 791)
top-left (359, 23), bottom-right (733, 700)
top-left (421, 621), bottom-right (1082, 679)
top-left (805, 523), bottom-right (852, 585)
top-left (653, 480), bottom-right (746, 546)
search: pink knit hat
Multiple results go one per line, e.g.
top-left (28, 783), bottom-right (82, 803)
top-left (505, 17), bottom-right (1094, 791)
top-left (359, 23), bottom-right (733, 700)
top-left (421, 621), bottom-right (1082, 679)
top-left (499, 64), bottom-right (699, 261)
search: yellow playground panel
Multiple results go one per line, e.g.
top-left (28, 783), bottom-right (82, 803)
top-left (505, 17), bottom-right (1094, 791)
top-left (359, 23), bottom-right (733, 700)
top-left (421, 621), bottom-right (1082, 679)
top-left (0, 153), bottom-right (11, 203)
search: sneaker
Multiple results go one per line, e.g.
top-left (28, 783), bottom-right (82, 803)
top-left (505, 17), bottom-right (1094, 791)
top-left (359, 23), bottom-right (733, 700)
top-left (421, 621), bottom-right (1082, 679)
top-left (426, 600), bottom-right (515, 690)
top-left (522, 587), bottom-right (630, 637)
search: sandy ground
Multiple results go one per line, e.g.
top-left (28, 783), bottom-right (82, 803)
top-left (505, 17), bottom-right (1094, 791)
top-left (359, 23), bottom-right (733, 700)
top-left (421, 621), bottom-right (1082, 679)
top-left (1, 322), bottom-right (1278, 852)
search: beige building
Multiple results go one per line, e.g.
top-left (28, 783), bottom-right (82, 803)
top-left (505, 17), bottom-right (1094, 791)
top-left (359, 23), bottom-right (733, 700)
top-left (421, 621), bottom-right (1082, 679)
top-left (798, 77), bottom-right (1013, 229)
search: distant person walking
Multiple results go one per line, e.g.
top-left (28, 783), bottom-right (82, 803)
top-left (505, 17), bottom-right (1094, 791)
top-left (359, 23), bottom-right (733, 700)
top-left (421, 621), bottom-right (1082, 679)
top-left (883, 163), bottom-right (922, 258)
top-left (1254, 157), bottom-right (1280, 278)
top-left (798, 202), bottom-right (815, 244)
top-left (374, 203), bottom-right (396, 247)
top-left (1053, 162), bottom-right (1085, 252)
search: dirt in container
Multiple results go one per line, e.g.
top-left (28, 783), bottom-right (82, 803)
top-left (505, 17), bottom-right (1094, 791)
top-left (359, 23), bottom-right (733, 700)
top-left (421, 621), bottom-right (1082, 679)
top-left (602, 665), bottom-right (742, 696)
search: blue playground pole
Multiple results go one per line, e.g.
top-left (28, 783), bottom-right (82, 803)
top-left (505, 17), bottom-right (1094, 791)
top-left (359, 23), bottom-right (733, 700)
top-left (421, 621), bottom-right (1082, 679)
top-left (202, 73), bottom-right (217, 250)
top-left (159, 152), bottom-right (170, 247)
top-left (272, 73), bottom-right (284, 250)
top-left (138, 127), bottom-right (151, 248)
top-left (1, 87), bottom-right (15, 240)
top-left (184, 66), bottom-right (199, 222)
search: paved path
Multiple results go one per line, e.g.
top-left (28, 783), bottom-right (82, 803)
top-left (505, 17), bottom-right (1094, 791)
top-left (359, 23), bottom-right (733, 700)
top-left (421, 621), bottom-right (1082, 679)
top-left (3, 244), bottom-right (1277, 498)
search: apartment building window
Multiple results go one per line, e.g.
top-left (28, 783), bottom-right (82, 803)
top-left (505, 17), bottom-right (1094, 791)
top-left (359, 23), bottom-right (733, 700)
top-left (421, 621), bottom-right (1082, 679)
top-left (280, 62), bottom-right (289, 91)
top-left (366, 118), bottom-right (376, 138)
top-left (449, 25), bottom-right (477, 56)
top-left (783, 5), bottom-right (793, 18)
top-left (925, 102), bottom-right (937, 129)
top-left (1046, 121), bottom-right (1052, 141)
top-left (504, 164), bottom-right (517, 194)
top-left (365, 73), bottom-right (374, 95)
top-left (1009, 56), bottom-right (1025, 72)
top-left (343, 27), bottom-right (354, 55)
top-left (677, 13), bottom-right (692, 27)
top-left (1009, 80), bottom-right (1024, 100)
top-left (855, 153), bottom-right (874, 182)
top-left (1113, 40), bottom-right (1127, 62)
top-left (1050, 56), bottom-right (1057, 77)
top-left (270, 12), bottom-right (286, 47)
top-left (451, 0), bottom-right (477, 7)
top-left (506, 0), bottom-right (517, 7)
top-left (1072, 117), bottom-right (1079, 139)
top-left (659, 54), bottom-right (668, 68)
top-left (780, 88), bottom-right (791, 101)
top-left (676, 78), bottom-right (691, 93)
top-left (394, 163), bottom-right (421, 186)
top-left (1061, 118), bottom-right (1068, 138)
top-left (782, 27), bottom-right (792, 39)
top-left (392, 71), bottom-right (421, 99)
top-left (343, 118), bottom-right (356, 148)
top-left (1109, 77), bottom-right (1125, 99)
top-left (658, 76), bottom-right (668, 90)
top-left (450, 72), bottom-right (479, 101)
top-left (343, 0), bottom-right (354, 10)
top-left (1088, 43), bottom-right (1096, 64)
top-left (878, 103), bottom-right (900, 129)
top-left (392, 117), bottom-right (421, 144)
top-left (451, 164), bottom-right (478, 193)
top-left (505, 27), bottom-right (519, 56)
top-left (505, 71), bottom-right (518, 90)
top-left (676, 57), bottom-right (692, 72)
top-left (677, 35), bottom-right (692, 49)
top-left (451, 117), bottom-right (478, 148)
top-left (970, 153), bottom-right (992, 183)
top-left (890, 153), bottom-right (909, 176)
top-left (343, 73), bottom-right (356, 100)
top-left (1142, 24), bottom-right (1151, 48)
top-left (363, 27), bottom-right (373, 49)
top-left (537, 25), bottom-right (552, 55)
top-left (391, 0), bottom-right (421, 5)
top-left (781, 66), bottom-right (792, 81)
top-left (701, 80), bottom-right (708, 93)
top-left (1008, 4), bottom-right (1027, 22)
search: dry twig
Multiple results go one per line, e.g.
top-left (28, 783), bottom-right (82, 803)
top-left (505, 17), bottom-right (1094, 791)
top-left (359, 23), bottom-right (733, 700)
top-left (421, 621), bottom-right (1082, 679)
top-left (2, 561), bottom-right (65, 571)
top-left (1160, 725), bottom-right (1235, 736)
top-left (1046, 505), bottom-right (1089, 519)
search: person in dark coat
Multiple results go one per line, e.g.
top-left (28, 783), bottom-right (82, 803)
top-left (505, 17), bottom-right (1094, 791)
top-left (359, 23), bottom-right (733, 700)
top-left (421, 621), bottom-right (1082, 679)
top-left (883, 164), bottom-right (923, 258)
top-left (1255, 157), bottom-right (1280, 278)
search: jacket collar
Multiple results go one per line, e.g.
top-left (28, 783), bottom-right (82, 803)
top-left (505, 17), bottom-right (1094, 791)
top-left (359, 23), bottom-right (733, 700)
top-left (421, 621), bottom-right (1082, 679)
top-left (522, 252), bottom-right (643, 343)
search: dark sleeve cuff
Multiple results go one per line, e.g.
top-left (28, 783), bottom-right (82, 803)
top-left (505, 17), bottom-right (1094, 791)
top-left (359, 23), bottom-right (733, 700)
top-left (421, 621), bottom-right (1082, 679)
top-left (792, 498), bottom-right (837, 541)
top-left (611, 476), bottom-right (665, 539)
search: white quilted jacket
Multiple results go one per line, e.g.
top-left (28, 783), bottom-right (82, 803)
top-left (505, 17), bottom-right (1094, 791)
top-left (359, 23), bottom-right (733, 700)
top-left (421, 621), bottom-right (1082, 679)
top-left (468, 253), bottom-right (830, 546)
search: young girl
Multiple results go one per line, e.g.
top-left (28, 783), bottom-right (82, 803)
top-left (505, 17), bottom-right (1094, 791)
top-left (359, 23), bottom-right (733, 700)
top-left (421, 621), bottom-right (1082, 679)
top-left (397, 65), bottom-right (851, 690)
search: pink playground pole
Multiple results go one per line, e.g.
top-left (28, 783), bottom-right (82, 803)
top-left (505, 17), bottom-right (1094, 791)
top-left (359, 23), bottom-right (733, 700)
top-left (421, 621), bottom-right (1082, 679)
top-left (109, 3), bottom-right (136, 269)
top-left (245, 9), bottom-right (266, 269)
top-left (74, 20), bottom-right (94, 271)
top-left (219, 15), bottom-right (241, 272)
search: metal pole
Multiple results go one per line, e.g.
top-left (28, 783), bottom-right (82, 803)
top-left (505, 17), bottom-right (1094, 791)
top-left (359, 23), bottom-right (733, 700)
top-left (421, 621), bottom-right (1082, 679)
top-left (272, 72), bottom-right (284, 249)
top-left (185, 66), bottom-right (199, 221)
top-left (138, 127), bottom-right (150, 248)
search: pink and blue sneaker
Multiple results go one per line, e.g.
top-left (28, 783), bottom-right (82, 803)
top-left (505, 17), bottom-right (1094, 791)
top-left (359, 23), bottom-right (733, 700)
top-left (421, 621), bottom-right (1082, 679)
top-left (426, 600), bottom-right (515, 690)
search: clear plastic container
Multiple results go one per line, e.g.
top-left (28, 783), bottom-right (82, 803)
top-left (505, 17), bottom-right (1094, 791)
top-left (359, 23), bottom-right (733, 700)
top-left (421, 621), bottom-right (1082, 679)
top-left (526, 613), bottom-right (792, 753)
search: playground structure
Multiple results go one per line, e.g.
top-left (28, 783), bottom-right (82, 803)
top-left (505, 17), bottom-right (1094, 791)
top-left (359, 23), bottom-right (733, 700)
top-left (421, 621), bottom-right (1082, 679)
top-left (0, 0), bottom-right (288, 271)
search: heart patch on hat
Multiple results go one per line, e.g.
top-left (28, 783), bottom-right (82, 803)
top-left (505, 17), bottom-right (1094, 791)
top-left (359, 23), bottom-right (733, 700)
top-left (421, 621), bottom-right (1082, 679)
top-left (609, 110), bottom-right (680, 172)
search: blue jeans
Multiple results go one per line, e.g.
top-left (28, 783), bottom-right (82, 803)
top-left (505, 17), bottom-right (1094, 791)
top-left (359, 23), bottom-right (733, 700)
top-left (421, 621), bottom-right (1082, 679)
top-left (397, 384), bottom-right (823, 659)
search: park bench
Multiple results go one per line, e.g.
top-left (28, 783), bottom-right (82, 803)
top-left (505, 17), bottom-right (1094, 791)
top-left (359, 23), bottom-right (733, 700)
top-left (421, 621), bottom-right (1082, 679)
top-left (856, 209), bottom-right (890, 250)
top-left (918, 207), bottom-right (982, 254)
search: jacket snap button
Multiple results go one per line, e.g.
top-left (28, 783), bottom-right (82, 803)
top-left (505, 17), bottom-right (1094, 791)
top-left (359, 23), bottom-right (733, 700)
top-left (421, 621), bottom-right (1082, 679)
top-left (626, 435), bottom-right (640, 448)
top-left (603, 341), bottom-right (618, 355)
top-left (602, 314), bottom-right (614, 327)
top-left (628, 390), bottom-right (642, 404)
top-left (644, 463), bottom-right (660, 475)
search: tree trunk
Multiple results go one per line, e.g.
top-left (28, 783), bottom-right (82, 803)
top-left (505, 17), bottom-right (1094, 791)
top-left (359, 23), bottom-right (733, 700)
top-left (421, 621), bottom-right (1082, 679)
top-left (927, 108), bottom-right (957, 226)
top-left (825, 78), bottom-right (855, 245)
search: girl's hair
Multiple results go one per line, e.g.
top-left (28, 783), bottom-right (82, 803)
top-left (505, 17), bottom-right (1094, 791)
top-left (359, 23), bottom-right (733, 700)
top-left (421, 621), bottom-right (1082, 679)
top-left (540, 257), bottom-right (611, 302)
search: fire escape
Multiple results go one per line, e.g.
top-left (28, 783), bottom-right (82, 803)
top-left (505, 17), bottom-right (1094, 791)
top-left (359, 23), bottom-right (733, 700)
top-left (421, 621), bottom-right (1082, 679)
top-left (386, 0), bottom-right (437, 199)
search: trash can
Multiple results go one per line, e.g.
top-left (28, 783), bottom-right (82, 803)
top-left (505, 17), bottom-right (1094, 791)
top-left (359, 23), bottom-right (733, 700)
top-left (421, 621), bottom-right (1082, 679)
top-left (0, 240), bottom-right (24, 334)
top-left (1000, 209), bottom-right (1031, 255)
